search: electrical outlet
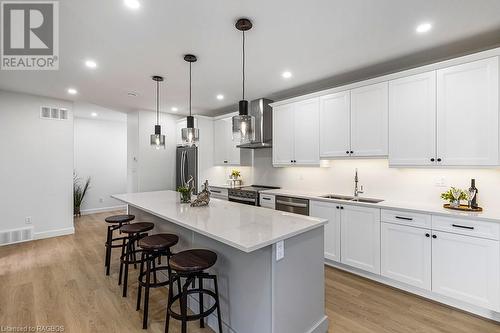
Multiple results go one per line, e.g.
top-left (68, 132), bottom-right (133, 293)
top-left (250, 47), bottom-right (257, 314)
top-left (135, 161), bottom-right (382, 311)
top-left (435, 177), bottom-right (447, 187)
top-left (276, 240), bottom-right (284, 261)
top-left (99, 198), bottom-right (104, 203)
top-left (25, 216), bottom-right (32, 224)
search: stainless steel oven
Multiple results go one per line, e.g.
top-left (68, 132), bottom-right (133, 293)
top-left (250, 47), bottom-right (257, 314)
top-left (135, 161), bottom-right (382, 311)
top-left (275, 196), bottom-right (309, 216)
top-left (228, 185), bottom-right (280, 206)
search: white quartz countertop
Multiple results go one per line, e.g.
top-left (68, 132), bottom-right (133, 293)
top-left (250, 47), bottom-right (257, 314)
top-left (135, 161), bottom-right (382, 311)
top-left (261, 189), bottom-right (500, 224)
top-left (112, 190), bottom-right (327, 253)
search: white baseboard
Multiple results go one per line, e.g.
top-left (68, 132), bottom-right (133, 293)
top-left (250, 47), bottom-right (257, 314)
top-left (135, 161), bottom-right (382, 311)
top-left (34, 227), bottom-right (75, 240)
top-left (80, 205), bottom-right (126, 215)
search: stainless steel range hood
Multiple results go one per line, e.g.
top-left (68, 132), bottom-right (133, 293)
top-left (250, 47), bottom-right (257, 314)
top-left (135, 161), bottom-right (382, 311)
top-left (237, 98), bottom-right (274, 149)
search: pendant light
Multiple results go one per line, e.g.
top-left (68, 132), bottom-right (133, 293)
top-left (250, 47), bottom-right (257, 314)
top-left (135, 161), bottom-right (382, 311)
top-left (181, 54), bottom-right (199, 146)
top-left (150, 75), bottom-right (166, 149)
top-left (232, 18), bottom-right (255, 145)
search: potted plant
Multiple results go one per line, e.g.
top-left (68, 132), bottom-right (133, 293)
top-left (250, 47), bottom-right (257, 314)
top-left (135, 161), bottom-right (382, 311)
top-left (441, 187), bottom-right (466, 207)
top-left (230, 169), bottom-right (241, 180)
top-left (74, 174), bottom-right (91, 216)
top-left (177, 186), bottom-right (192, 203)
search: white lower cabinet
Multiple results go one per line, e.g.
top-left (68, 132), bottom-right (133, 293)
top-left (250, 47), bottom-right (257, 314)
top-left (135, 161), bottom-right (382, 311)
top-left (432, 230), bottom-right (500, 311)
top-left (259, 194), bottom-right (275, 209)
top-left (381, 222), bottom-right (431, 290)
top-left (310, 201), bottom-right (341, 262)
top-left (340, 205), bottom-right (381, 274)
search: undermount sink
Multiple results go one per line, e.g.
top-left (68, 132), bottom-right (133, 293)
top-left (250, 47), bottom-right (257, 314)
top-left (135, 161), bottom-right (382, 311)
top-left (320, 194), bottom-right (384, 204)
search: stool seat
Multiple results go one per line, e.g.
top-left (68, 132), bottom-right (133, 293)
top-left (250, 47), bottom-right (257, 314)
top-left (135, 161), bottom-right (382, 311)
top-left (121, 222), bottom-right (154, 234)
top-left (105, 214), bottom-right (135, 224)
top-left (170, 249), bottom-right (217, 273)
top-left (139, 234), bottom-right (179, 251)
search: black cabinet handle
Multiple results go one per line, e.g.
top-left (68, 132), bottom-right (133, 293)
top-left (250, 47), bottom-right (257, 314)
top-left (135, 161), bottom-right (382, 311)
top-left (224, 160), bottom-right (228, 163)
top-left (437, 158), bottom-right (442, 162)
top-left (432, 235), bottom-right (437, 239)
top-left (350, 151), bottom-right (354, 154)
top-left (336, 206), bottom-right (340, 209)
top-left (452, 224), bottom-right (474, 230)
top-left (340, 206), bottom-right (344, 210)
top-left (262, 197), bottom-right (271, 201)
top-left (425, 233), bottom-right (430, 237)
top-left (395, 216), bottom-right (413, 221)
top-left (430, 158), bottom-right (435, 162)
top-left (211, 190), bottom-right (221, 193)
top-left (346, 151), bottom-right (349, 154)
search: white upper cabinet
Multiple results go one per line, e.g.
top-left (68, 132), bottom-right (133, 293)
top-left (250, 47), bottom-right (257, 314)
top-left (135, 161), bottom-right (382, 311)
top-left (213, 116), bottom-right (252, 166)
top-left (389, 71), bottom-right (437, 166)
top-left (294, 98), bottom-right (320, 165)
top-left (319, 91), bottom-right (351, 158)
top-left (350, 82), bottom-right (389, 157)
top-left (273, 98), bottom-right (320, 166)
top-left (437, 57), bottom-right (499, 166)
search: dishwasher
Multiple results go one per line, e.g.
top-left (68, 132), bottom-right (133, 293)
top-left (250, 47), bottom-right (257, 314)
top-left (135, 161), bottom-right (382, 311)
top-left (275, 196), bottom-right (309, 216)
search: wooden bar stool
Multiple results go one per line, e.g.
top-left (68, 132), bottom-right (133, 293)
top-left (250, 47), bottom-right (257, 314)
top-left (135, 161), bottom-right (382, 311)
top-left (165, 249), bottom-right (223, 333)
top-left (104, 214), bottom-right (135, 276)
top-left (136, 233), bottom-right (179, 329)
top-left (119, 222), bottom-right (155, 297)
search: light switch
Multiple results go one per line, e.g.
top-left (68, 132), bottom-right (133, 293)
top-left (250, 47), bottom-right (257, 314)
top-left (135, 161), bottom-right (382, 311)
top-left (276, 240), bottom-right (284, 261)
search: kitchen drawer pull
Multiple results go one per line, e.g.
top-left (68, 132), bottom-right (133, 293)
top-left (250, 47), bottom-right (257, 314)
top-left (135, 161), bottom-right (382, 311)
top-left (262, 197), bottom-right (271, 200)
top-left (276, 200), bottom-right (308, 208)
top-left (395, 216), bottom-right (413, 221)
top-left (211, 190), bottom-right (222, 193)
top-left (452, 224), bottom-right (474, 230)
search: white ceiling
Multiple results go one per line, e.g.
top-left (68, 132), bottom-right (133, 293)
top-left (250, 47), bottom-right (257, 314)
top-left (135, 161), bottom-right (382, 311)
top-left (2, 0), bottom-right (500, 116)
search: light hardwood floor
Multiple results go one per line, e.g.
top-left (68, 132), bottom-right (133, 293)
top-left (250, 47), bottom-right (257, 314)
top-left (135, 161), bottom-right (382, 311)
top-left (0, 211), bottom-right (499, 333)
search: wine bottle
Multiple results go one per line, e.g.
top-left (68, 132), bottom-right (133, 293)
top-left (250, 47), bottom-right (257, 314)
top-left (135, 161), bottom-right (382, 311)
top-left (469, 179), bottom-right (478, 208)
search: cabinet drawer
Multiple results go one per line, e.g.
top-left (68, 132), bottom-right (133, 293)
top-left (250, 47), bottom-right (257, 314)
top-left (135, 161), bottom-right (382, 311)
top-left (432, 216), bottom-right (500, 240)
top-left (259, 194), bottom-right (275, 209)
top-left (208, 187), bottom-right (228, 200)
top-left (381, 209), bottom-right (431, 228)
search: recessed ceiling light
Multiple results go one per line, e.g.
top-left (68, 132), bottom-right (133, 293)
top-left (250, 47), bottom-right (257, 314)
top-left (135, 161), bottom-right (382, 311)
top-left (171, 107), bottom-right (178, 112)
top-left (85, 59), bottom-right (97, 69)
top-left (282, 71), bottom-right (292, 79)
top-left (91, 112), bottom-right (98, 117)
top-left (124, 0), bottom-right (140, 9)
top-left (67, 88), bottom-right (77, 95)
top-left (416, 22), bottom-right (432, 34)
top-left (216, 94), bottom-right (224, 100)
top-left (127, 91), bottom-right (138, 97)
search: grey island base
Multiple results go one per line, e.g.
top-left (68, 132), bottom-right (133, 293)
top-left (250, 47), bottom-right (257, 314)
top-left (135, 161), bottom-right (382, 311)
top-left (112, 190), bottom-right (328, 333)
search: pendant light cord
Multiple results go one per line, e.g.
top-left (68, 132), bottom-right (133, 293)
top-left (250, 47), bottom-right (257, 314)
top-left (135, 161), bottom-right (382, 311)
top-left (242, 30), bottom-right (245, 100)
top-left (189, 62), bottom-right (192, 116)
top-left (156, 80), bottom-right (160, 125)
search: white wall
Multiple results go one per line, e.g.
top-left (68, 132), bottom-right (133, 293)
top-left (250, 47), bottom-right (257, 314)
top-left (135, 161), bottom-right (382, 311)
top-left (251, 149), bottom-right (500, 209)
top-left (74, 103), bottom-right (127, 213)
top-left (127, 110), bottom-right (180, 192)
top-left (0, 90), bottom-right (74, 238)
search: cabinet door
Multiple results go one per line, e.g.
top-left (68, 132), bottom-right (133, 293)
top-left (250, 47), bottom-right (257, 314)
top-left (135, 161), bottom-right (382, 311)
top-left (310, 201), bottom-right (341, 262)
top-left (294, 98), bottom-right (320, 165)
top-left (341, 205), bottom-right (381, 274)
top-left (273, 104), bottom-right (295, 166)
top-left (319, 92), bottom-right (351, 158)
top-left (381, 223), bottom-right (431, 290)
top-left (437, 57), bottom-right (499, 166)
top-left (350, 82), bottom-right (389, 156)
top-left (432, 231), bottom-right (500, 311)
top-left (213, 118), bottom-right (227, 165)
top-left (389, 72), bottom-right (436, 166)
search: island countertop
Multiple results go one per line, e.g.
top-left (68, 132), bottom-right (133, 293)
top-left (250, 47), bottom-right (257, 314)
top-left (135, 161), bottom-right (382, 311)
top-left (112, 190), bottom-right (327, 253)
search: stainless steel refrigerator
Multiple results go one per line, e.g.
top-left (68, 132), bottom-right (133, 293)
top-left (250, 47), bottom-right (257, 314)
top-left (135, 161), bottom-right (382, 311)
top-left (176, 146), bottom-right (198, 192)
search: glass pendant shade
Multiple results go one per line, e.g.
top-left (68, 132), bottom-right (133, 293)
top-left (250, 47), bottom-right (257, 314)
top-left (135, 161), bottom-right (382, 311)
top-left (232, 114), bottom-right (255, 144)
top-left (181, 115), bottom-right (199, 146)
top-left (150, 124), bottom-right (165, 149)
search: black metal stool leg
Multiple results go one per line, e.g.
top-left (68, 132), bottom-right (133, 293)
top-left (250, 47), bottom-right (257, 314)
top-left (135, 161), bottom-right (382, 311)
top-left (143, 252), bottom-right (151, 329)
top-left (123, 235), bottom-right (133, 297)
top-left (165, 273), bottom-right (174, 333)
top-left (152, 256), bottom-right (158, 284)
top-left (136, 251), bottom-right (145, 311)
top-left (105, 226), bottom-right (112, 275)
top-left (213, 275), bottom-right (223, 333)
top-left (199, 276), bottom-right (204, 328)
top-left (180, 277), bottom-right (191, 333)
top-left (118, 237), bottom-right (126, 285)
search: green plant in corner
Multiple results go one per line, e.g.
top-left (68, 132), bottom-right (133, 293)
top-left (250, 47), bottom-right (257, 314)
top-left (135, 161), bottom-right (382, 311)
top-left (440, 187), bottom-right (466, 202)
top-left (74, 174), bottom-right (91, 217)
top-left (177, 186), bottom-right (191, 203)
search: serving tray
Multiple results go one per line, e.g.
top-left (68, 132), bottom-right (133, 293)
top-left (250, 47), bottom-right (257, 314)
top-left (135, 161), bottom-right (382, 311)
top-left (443, 204), bottom-right (483, 212)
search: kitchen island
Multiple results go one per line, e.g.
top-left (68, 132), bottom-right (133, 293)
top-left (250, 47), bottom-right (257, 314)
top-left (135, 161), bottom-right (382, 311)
top-left (112, 190), bottom-right (328, 333)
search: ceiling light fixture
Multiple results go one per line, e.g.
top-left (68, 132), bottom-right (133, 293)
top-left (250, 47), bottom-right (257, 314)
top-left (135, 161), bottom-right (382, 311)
top-left (282, 71), bottom-right (292, 79)
top-left (91, 112), bottom-right (98, 117)
top-left (216, 94), bottom-right (224, 100)
top-left (124, 0), bottom-right (140, 10)
top-left (416, 22), bottom-right (432, 34)
top-left (232, 18), bottom-right (255, 145)
top-left (171, 107), bottom-right (178, 112)
top-left (181, 54), bottom-right (200, 147)
top-left (150, 76), bottom-right (165, 150)
top-left (67, 88), bottom-right (77, 95)
top-left (85, 60), bottom-right (97, 69)
top-left (127, 91), bottom-right (138, 97)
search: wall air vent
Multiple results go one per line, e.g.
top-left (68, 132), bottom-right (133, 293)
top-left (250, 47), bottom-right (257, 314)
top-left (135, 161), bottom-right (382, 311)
top-left (0, 227), bottom-right (33, 246)
top-left (40, 106), bottom-right (70, 120)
